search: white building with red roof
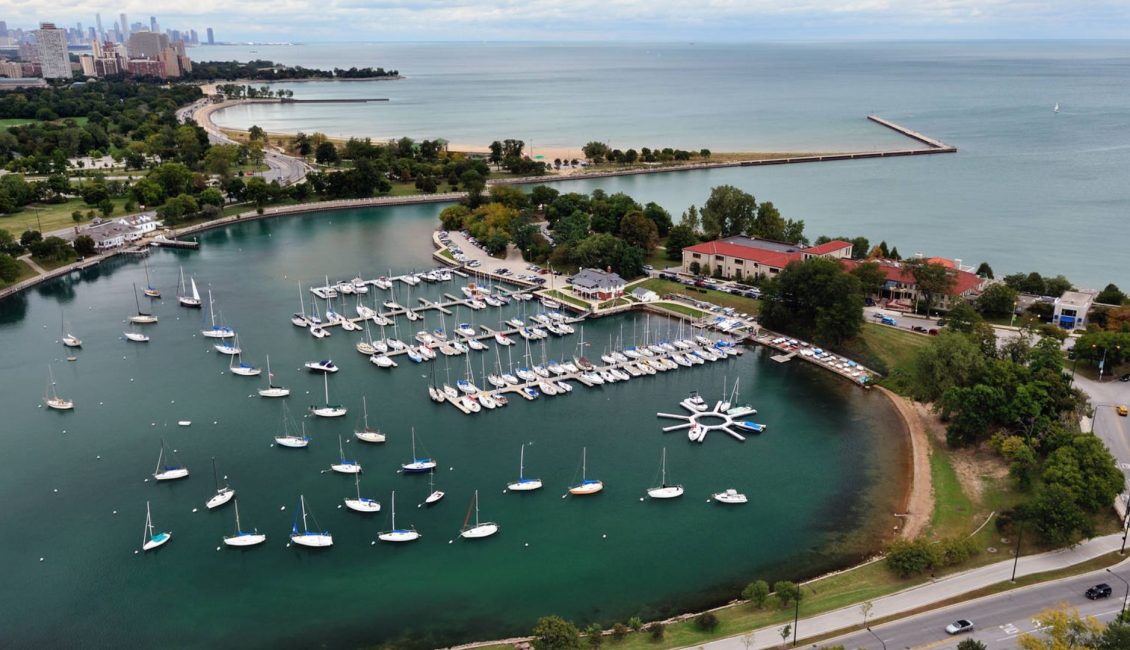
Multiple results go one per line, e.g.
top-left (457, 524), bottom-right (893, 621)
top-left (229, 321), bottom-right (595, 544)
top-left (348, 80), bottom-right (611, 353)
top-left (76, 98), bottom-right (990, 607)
top-left (681, 236), bottom-right (853, 281)
top-left (841, 258), bottom-right (985, 310)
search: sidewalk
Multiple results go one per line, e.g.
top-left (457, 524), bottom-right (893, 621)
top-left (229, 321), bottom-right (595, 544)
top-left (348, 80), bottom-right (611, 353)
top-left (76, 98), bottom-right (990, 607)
top-left (691, 532), bottom-right (1126, 650)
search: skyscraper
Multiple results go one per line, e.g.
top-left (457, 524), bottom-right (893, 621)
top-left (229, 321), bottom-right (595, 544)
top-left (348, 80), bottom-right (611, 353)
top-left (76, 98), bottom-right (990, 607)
top-left (150, 17), bottom-right (158, 33)
top-left (119, 13), bottom-right (129, 38)
top-left (206, 28), bottom-right (214, 45)
top-left (127, 31), bottom-right (168, 59)
top-left (35, 23), bottom-right (71, 79)
top-left (95, 13), bottom-right (103, 40)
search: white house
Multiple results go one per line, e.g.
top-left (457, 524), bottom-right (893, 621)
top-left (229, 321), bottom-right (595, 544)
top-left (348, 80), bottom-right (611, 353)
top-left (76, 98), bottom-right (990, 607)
top-left (1053, 290), bottom-right (1096, 331)
top-left (569, 269), bottom-right (626, 300)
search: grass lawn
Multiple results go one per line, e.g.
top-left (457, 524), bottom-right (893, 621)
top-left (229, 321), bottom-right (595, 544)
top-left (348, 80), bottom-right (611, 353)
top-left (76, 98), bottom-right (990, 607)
top-left (0, 118), bottom-right (40, 128)
top-left (437, 248), bottom-right (455, 261)
top-left (634, 278), bottom-right (761, 316)
top-left (0, 259), bottom-right (37, 290)
top-left (835, 323), bottom-right (929, 377)
top-left (543, 289), bottom-right (590, 310)
top-left (651, 302), bottom-right (707, 319)
top-left (1, 197), bottom-right (133, 235)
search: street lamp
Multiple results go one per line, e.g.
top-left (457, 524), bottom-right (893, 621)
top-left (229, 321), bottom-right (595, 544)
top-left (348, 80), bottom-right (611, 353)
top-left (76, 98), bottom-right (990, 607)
top-left (1011, 522), bottom-right (1024, 582)
top-left (792, 589), bottom-right (800, 647)
top-left (866, 627), bottom-right (887, 650)
top-left (1121, 506), bottom-right (1130, 556)
top-left (1107, 568), bottom-right (1129, 618)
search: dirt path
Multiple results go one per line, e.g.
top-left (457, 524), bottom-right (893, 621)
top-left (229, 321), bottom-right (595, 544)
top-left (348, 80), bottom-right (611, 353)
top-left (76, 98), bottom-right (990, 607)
top-left (877, 387), bottom-right (934, 539)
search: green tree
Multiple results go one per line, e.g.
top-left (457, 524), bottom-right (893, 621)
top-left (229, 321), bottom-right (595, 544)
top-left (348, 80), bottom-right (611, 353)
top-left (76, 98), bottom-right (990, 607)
top-left (73, 235), bottom-right (95, 257)
top-left (647, 622), bottom-right (664, 641)
top-left (906, 259), bottom-right (956, 314)
top-left (1094, 619), bottom-right (1130, 649)
top-left (1044, 274), bottom-right (1073, 297)
top-left (694, 612), bottom-right (719, 631)
top-left (701, 185), bottom-right (755, 240)
top-left (203, 144), bottom-right (241, 177)
top-left (610, 623), bottom-right (628, 642)
top-left (956, 639), bottom-right (988, 650)
top-left (850, 261), bottom-right (888, 297)
top-left (742, 579), bottom-right (770, 608)
top-left (679, 204), bottom-right (700, 233)
top-left (1041, 434), bottom-right (1125, 513)
top-left (627, 617), bottom-right (643, 633)
top-left (198, 187), bottom-right (224, 207)
top-left (0, 252), bottom-right (21, 282)
top-left (582, 141), bottom-right (611, 163)
top-left (585, 623), bottom-right (604, 648)
top-left (751, 200), bottom-right (784, 240)
top-left (552, 210), bottom-right (591, 249)
top-left (1024, 485), bottom-right (1093, 546)
top-left (97, 198), bottom-right (114, 217)
top-left (461, 169), bottom-right (486, 207)
top-left (619, 210), bottom-right (659, 252)
top-left (531, 616), bottom-right (581, 650)
top-left (488, 140), bottom-right (504, 168)
top-left (530, 185), bottom-right (560, 208)
top-left (772, 581), bottom-right (800, 608)
top-left (642, 202), bottom-right (673, 236)
top-left (248, 125), bottom-right (266, 141)
top-left (314, 141), bottom-right (339, 165)
top-left (910, 331), bottom-right (985, 402)
top-left (976, 283), bottom-right (1019, 317)
top-left (147, 162), bottom-right (194, 199)
top-left (1096, 283), bottom-right (1126, 305)
top-left (665, 224), bottom-right (697, 261)
top-left (244, 177), bottom-right (272, 208)
top-left (759, 257), bottom-right (864, 345)
top-left (975, 262), bottom-right (994, 279)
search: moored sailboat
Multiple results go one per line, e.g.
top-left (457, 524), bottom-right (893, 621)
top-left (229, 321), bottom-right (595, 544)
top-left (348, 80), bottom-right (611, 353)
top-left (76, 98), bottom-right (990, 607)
top-left (290, 494), bottom-right (333, 548)
top-left (400, 428), bottom-right (437, 473)
top-left (128, 283), bottom-right (158, 324)
top-left (223, 499), bottom-right (266, 547)
top-left (568, 447), bottom-right (603, 495)
top-left (152, 439), bottom-right (189, 481)
top-left (377, 491), bottom-right (421, 543)
top-left (43, 365), bottom-right (74, 410)
top-left (141, 501), bottom-right (171, 551)
top-left (646, 448), bottom-right (684, 499)
top-left (257, 355), bottom-right (290, 397)
top-left (344, 473), bottom-right (381, 513)
top-left (459, 490), bottom-right (499, 539)
top-left (354, 396), bottom-right (385, 443)
top-left (506, 444), bottom-right (542, 492)
top-left (310, 373), bottom-right (347, 418)
top-left (205, 456), bottom-right (235, 509)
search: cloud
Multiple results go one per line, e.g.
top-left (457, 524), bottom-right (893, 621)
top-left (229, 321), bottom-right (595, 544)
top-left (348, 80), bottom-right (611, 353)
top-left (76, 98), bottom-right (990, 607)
top-left (3, 0), bottom-right (1129, 40)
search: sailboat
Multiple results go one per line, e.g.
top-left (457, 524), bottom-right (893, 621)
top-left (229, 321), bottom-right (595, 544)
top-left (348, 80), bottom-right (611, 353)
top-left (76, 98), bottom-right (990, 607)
top-left (646, 448), bottom-right (684, 499)
top-left (377, 491), bottom-right (421, 543)
top-left (128, 283), bottom-right (158, 324)
top-left (60, 313), bottom-right (81, 348)
top-left (310, 373), bottom-right (347, 418)
top-left (142, 257), bottom-right (161, 298)
top-left (206, 456), bottom-right (235, 509)
top-left (568, 447), bottom-right (603, 495)
top-left (424, 471), bottom-right (445, 504)
top-left (344, 473), bottom-right (381, 513)
top-left (1054, 102), bottom-right (1060, 113)
top-left (177, 268), bottom-right (202, 308)
top-left (123, 326), bottom-right (150, 343)
top-left (228, 335), bottom-right (261, 376)
top-left (223, 499), bottom-right (267, 547)
top-left (200, 290), bottom-right (234, 338)
top-left (43, 365), bottom-right (74, 410)
top-left (506, 444), bottom-right (542, 491)
top-left (459, 490), bottom-right (499, 539)
top-left (141, 501), bottom-right (171, 551)
top-left (330, 435), bottom-right (361, 474)
top-left (354, 396), bottom-right (385, 443)
top-left (258, 355), bottom-right (290, 397)
top-left (152, 439), bottom-right (189, 481)
top-left (290, 494), bottom-right (333, 547)
top-left (292, 283), bottom-right (309, 327)
top-left (274, 404), bottom-right (310, 448)
top-left (400, 428), bottom-right (437, 473)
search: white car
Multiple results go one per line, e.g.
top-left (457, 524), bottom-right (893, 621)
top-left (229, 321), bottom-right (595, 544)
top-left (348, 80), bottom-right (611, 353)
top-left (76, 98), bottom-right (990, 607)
top-left (945, 619), bottom-right (974, 635)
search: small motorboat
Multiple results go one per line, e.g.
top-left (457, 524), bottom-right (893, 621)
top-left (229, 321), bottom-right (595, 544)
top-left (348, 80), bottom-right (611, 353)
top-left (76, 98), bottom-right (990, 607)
top-left (713, 489), bottom-right (748, 505)
top-left (304, 359), bottom-right (339, 373)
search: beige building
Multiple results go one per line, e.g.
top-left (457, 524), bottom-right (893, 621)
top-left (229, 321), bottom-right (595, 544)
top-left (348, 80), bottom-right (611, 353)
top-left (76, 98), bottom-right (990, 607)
top-left (682, 236), bottom-right (853, 281)
top-left (34, 23), bottom-right (71, 79)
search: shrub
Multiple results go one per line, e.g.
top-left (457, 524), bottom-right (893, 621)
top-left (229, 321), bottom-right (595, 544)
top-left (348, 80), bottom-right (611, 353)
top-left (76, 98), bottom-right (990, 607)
top-left (611, 623), bottom-right (628, 642)
top-left (646, 622), bottom-right (664, 641)
top-left (741, 579), bottom-right (770, 608)
top-left (627, 617), bottom-right (643, 633)
top-left (694, 612), bottom-right (719, 632)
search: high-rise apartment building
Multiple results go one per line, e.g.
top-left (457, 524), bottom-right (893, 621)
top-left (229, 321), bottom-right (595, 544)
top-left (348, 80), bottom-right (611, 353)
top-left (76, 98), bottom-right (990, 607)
top-left (150, 17), bottom-right (159, 33)
top-left (95, 13), bottom-right (103, 40)
top-left (119, 13), bottom-right (129, 38)
top-left (34, 23), bottom-right (71, 79)
top-left (206, 27), bottom-right (214, 44)
top-left (127, 31), bottom-right (168, 59)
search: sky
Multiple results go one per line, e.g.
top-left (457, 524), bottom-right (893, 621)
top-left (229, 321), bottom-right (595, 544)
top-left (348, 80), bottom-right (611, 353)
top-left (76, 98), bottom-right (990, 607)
top-left (3, 0), bottom-right (1129, 41)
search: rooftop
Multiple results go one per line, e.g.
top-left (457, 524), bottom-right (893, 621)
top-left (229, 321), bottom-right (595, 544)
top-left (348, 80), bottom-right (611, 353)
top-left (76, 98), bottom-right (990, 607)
top-left (1057, 290), bottom-right (1096, 307)
top-left (570, 268), bottom-right (625, 290)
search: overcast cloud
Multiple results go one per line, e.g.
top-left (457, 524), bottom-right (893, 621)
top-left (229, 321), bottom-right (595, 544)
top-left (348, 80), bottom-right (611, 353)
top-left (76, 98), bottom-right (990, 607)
top-left (3, 0), bottom-right (1128, 40)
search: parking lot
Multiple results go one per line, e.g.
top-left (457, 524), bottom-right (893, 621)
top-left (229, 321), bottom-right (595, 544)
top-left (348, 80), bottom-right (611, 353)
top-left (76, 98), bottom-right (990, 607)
top-left (437, 230), bottom-right (553, 288)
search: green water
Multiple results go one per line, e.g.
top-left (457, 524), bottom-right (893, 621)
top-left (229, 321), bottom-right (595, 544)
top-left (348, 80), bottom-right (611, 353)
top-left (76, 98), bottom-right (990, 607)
top-left (0, 205), bottom-right (905, 648)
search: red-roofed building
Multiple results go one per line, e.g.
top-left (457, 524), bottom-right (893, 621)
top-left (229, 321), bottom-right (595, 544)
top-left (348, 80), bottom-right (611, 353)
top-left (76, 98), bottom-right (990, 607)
top-left (841, 258), bottom-right (985, 310)
top-left (681, 236), bottom-right (852, 281)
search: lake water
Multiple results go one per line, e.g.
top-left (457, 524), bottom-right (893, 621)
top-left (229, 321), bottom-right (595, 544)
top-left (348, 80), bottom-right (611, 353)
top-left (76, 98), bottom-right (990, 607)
top-left (0, 204), bottom-right (905, 648)
top-left (207, 41), bottom-right (1130, 288)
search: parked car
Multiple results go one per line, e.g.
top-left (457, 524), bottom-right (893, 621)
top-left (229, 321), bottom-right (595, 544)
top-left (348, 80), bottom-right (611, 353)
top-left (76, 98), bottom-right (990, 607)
top-left (928, 329), bottom-right (940, 336)
top-left (944, 619), bottom-right (974, 635)
top-left (643, 264), bottom-right (654, 271)
top-left (1118, 405), bottom-right (1128, 417)
top-left (911, 325), bottom-right (928, 333)
top-left (881, 316), bottom-right (898, 326)
top-left (871, 313), bottom-right (886, 320)
top-left (1086, 583), bottom-right (1113, 599)
top-left (1120, 373), bottom-right (1130, 382)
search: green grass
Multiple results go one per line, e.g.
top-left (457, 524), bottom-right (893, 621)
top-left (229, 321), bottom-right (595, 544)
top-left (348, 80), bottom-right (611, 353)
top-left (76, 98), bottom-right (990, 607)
top-left (543, 289), bottom-right (590, 309)
top-left (651, 302), bottom-right (707, 319)
top-left (836, 323), bottom-right (929, 377)
top-left (634, 278), bottom-right (761, 315)
top-left (0, 259), bottom-right (37, 289)
top-left (928, 438), bottom-right (974, 535)
top-left (0, 118), bottom-right (40, 128)
top-left (1, 197), bottom-right (133, 234)
top-left (437, 248), bottom-right (455, 261)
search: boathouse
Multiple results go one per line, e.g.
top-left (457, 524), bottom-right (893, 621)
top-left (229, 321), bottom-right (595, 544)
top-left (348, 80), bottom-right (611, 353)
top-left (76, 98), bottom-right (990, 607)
top-left (682, 236), bottom-right (852, 280)
top-left (569, 268), bottom-right (625, 300)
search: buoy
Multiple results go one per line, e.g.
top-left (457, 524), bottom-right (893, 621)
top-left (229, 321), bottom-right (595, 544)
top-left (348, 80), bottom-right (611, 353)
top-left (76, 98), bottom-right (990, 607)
top-left (40, 557), bottom-right (44, 562)
top-left (286, 543), bottom-right (290, 548)
top-left (144, 478), bottom-right (149, 482)
top-left (561, 494), bottom-right (567, 499)
top-left (371, 541), bottom-right (375, 545)
top-left (130, 378), bottom-right (135, 382)
top-left (134, 550), bottom-right (139, 555)
top-left (96, 455), bottom-right (101, 459)
top-left (448, 540), bottom-right (453, 544)
top-left (639, 497), bottom-right (644, 502)
top-left (337, 504), bottom-right (342, 509)
top-left (602, 534), bottom-right (607, 539)
top-left (192, 508), bottom-right (198, 513)
top-left (280, 506), bottom-right (285, 510)
top-left (99, 402), bottom-right (103, 405)
top-left (53, 489), bottom-right (58, 493)
top-left (216, 547), bottom-right (221, 551)
top-left (524, 543), bottom-right (529, 547)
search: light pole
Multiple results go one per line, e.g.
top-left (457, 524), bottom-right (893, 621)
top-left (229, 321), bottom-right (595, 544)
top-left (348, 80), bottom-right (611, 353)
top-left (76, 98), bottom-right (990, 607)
top-left (1121, 506), bottom-right (1130, 556)
top-left (792, 590), bottom-right (800, 647)
top-left (1107, 568), bottom-right (1129, 618)
top-left (866, 627), bottom-right (887, 650)
top-left (1011, 522), bottom-right (1024, 582)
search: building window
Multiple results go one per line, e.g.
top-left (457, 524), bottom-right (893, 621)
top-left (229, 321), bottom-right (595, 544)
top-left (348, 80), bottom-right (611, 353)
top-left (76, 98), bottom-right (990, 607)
top-left (735, 259), bottom-right (743, 265)
top-left (715, 255), bottom-right (724, 261)
top-left (692, 253), bottom-right (701, 259)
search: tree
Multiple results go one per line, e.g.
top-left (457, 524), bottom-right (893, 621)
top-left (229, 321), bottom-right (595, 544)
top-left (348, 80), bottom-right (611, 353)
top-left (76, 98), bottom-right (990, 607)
top-left (248, 125), bottom-right (266, 141)
top-left (751, 201), bottom-right (785, 240)
top-left (1024, 485), bottom-right (1093, 546)
top-left (1096, 283), bottom-right (1126, 305)
top-left (646, 622), bottom-right (664, 641)
top-left (850, 261), bottom-right (888, 298)
top-left (759, 257), bottom-right (864, 345)
top-left (679, 204), bottom-right (700, 233)
top-left (1094, 619), bottom-right (1130, 649)
top-left (585, 623), bottom-right (603, 648)
top-left (582, 141), bottom-right (611, 163)
top-left (627, 617), bottom-right (643, 633)
top-left (1041, 434), bottom-right (1124, 513)
top-left (1017, 606), bottom-right (1102, 650)
top-left (0, 252), bottom-right (21, 282)
top-left (147, 162), bottom-right (194, 199)
top-left (665, 224), bottom-right (697, 261)
top-left (610, 623), bottom-right (628, 642)
top-left (779, 625), bottom-right (792, 646)
top-left (1044, 274), bottom-right (1073, 297)
top-left (488, 141), bottom-right (503, 168)
top-left (975, 283), bottom-right (1019, 317)
top-left (906, 259), bottom-right (956, 314)
top-left (975, 262), bottom-right (994, 279)
top-left (701, 185), bottom-right (756, 240)
top-left (20, 230), bottom-right (42, 247)
top-left (552, 210), bottom-right (591, 249)
top-left (532, 616), bottom-right (581, 650)
top-left (98, 198), bottom-right (114, 217)
top-left (530, 185), bottom-right (560, 209)
top-left (642, 202), bottom-right (673, 236)
top-left (314, 141), bottom-right (339, 165)
top-left (694, 612), bottom-right (719, 632)
top-left (618, 210), bottom-right (659, 252)
top-left (742, 579), bottom-right (770, 608)
top-left (203, 144), bottom-right (241, 177)
top-left (73, 235), bottom-right (95, 257)
top-left (956, 639), bottom-right (988, 650)
top-left (198, 187), bottom-right (224, 207)
top-left (772, 581), bottom-right (800, 608)
top-left (910, 331), bottom-right (985, 402)
top-left (244, 177), bottom-right (272, 208)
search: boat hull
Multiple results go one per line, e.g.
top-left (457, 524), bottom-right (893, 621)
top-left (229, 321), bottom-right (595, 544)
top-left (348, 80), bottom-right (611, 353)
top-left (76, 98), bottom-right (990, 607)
top-left (378, 530), bottom-right (421, 543)
top-left (331, 463), bottom-right (362, 474)
top-left (345, 498), bottom-right (381, 513)
top-left (311, 407), bottom-right (348, 418)
top-left (143, 532), bottom-right (171, 551)
top-left (291, 533), bottom-right (333, 548)
top-left (154, 468), bottom-right (189, 481)
top-left (206, 488), bottom-right (235, 509)
top-left (425, 490), bottom-right (445, 504)
top-left (569, 481), bottom-right (604, 496)
top-left (274, 436), bottom-right (309, 448)
top-left (401, 460), bottom-right (437, 473)
top-left (258, 387), bottom-right (291, 398)
top-left (354, 430), bottom-right (386, 443)
top-left (507, 479), bottom-right (542, 492)
top-left (647, 486), bottom-right (684, 499)
top-left (460, 523), bottom-right (499, 539)
top-left (223, 533), bottom-right (266, 547)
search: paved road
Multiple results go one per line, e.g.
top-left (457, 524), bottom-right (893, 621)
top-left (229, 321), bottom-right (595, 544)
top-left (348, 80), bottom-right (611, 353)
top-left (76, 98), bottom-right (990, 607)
top-left (824, 560), bottom-right (1130, 649)
top-left (178, 99), bottom-right (310, 186)
top-left (1072, 370), bottom-right (1130, 510)
top-left (691, 532), bottom-right (1126, 650)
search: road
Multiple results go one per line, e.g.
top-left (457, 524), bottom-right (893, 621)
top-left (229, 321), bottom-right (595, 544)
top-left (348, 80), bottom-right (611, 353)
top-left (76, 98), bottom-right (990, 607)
top-left (823, 560), bottom-right (1130, 649)
top-left (1072, 368), bottom-right (1130, 511)
top-left (177, 99), bottom-right (310, 186)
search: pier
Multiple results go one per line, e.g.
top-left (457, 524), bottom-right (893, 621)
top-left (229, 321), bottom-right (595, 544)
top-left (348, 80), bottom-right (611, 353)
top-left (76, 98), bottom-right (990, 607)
top-left (867, 115), bottom-right (956, 151)
top-left (149, 237), bottom-right (200, 250)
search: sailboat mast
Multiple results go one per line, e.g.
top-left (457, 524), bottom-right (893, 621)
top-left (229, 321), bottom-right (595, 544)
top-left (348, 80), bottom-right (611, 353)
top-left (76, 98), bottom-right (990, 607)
top-left (212, 456), bottom-right (219, 492)
top-left (301, 495), bottom-right (309, 533)
top-left (519, 444), bottom-right (525, 480)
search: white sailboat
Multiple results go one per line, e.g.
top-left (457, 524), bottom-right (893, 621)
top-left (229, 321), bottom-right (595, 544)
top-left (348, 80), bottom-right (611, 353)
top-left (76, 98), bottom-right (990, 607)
top-left (257, 355), bottom-right (290, 398)
top-left (200, 290), bottom-right (234, 338)
top-left (344, 473), bottom-right (381, 513)
top-left (141, 501), bottom-right (171, 551)
top-left (291, 283), bottom-right (309, 327)
top-left (223, 499), bottom-right (266, 547)
top-left (43, 365), bottom-right (74, 410)
top-left (568, 447), bottom-right (603, 495)
top-left (310, 373), bottom-right (347, 418)
top-left (152, 439), bottom-right (189, 481)
top-left (142, 258), bottom-right (161, 298)
top-left (646, 448), bottom-right (684, 499)
top-left (506, 444), bottom-right (542, 492)
top-left (60, 312), bottom-right (81, 348)
top-left (290, 495), bottom-right (333, 548)
top-left (354, 396), bottom-right (385, 443)
top-left (400, 427), bottom-right (437, 473)
top-left (177, 268), bottom-right (202, 308)
top-left (424, 471), bottom-right (445, 505)
top-left (123, 328), bottom-right (150, 343)
top-left (274, 404), bottom-right (310, 448)
top-left (128, 283), bottom-right (158, 324)
top-left (330, 435), bottom-right (361, 474)
top-left (459, 490), bottom-right (499, 539)
top-left (1054, 102), bottom-right (1060, 113)
top-left (228, 335), bottom-right (261, 376)
top-left (377, 491), bottom-right (421, 543)
top-left (205, 456), bottom-right (235, 509)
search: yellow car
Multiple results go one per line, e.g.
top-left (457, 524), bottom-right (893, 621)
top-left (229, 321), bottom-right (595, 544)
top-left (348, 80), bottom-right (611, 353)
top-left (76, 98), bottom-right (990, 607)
top-left (1119, 405), bottom-right (1129, 417)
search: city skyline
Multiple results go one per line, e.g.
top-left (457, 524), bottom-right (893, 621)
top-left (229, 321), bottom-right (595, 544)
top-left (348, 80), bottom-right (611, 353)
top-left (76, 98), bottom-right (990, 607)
top-left (1, 1), bottom-right (1129, 42)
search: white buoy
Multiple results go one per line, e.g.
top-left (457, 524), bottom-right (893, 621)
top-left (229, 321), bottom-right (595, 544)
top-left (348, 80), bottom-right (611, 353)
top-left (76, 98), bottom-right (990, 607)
top-left (371, 540), bottom-right (375, 545)
top-left (448, 540), bottom-right (453, 544)
top-left (524, 543), bottom-right (529, 547)
top-left (113, 510), bottom-right (117, 514)
top-left (280, 506), bottom-right (285, 510)
top-left (134, 550), bottom-right (139, 554)
top-left (602, 534), bottom-right (607, 539)
top-left (192, 508), bottom-right (198, 513)
top-left (216, 547), bottom-right (221, 551)
top-left (53, 489), bottom-right (58, 493)
top-left (96, 455), bottom-right (101, 459)
top-left (639, 497), bottom-right (644, 502)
